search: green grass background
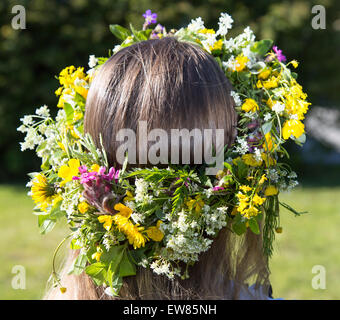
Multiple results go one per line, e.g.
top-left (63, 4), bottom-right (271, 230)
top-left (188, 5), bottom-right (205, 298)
top-left (0, 184), bottom-right (339, 300)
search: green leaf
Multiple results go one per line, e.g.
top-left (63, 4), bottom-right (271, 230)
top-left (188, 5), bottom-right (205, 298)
top-left (85, 262), bottom-right (107, 286)
top-left (248, 218), bottom-right (260, 234)
top-left (261, 121), bottom-right (273, 135)
top-left (70, 238), bottom-right (82, 250)
top-left (251, 39), bottom-right (273, 56)
top-left (295, 133), bottom-right (306, 144)
top-left (155, 208), bottom-right (165, 220)
top-left (50, 201), bottom-right (65, 219)
top-left (63, 103), bottom-right (74, 124)
top-left (232, 214), bottom-right (247, 235)
top-left (38, 214), bottom-right (56, 234)
top-left (68, 253), bottom-right (88, 275)
top-left (119, 251), bottom-right (136, 277)
top-left (109, 24), bottom-right (131, 41)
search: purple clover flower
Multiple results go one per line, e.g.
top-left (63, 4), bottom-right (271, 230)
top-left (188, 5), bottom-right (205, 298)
top-left (73, 166), bottom-right (119, 185)
top-left (143, 9), bottom-right (157, 27)
top-left (212, 186), bottom-right (225, 191)
top-left (273, 46), bottom-right (286, 62)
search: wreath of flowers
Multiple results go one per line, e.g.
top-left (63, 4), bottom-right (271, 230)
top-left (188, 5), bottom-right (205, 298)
top-left (18, 11), bottom-right (310, 296)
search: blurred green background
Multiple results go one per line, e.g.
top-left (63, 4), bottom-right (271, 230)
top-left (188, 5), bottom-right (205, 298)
top-left (0, 0), bottom-right (340, 299)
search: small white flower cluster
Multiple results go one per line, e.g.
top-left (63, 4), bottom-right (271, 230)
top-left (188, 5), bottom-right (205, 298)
top-left (204, 205), bottom-right (228, 236)
top-left (187, 17), bottom-right (205, 32)
top-left (216, 13), bottom-right (233, 36)
top-left (160, 208), bottom-right (213, 266)
top-left (150, 259), bottom-right (181, 279)
top-left (135, 178), bottom-right (153, 203)
top-left (230, 91), bottom-right (242, 107)
top-left (234, 136), bottom-right (249, 155)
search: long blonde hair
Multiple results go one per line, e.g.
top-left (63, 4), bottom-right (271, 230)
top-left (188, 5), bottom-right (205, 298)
top-left (45, 37), bottom-right (271, 300)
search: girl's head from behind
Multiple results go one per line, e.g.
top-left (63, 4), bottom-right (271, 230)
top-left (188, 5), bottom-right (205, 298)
top-left (84, 36), bottom-right (237, 168)
top-left (60, 37), bottom-right (269, 300)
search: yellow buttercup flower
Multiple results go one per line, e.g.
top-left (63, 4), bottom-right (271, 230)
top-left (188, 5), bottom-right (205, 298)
top-left (258, 67), bottom-right (272, 80)
top-left (242, 205), bottom-right (259, 219)
top-left (234, 54), bottom-right (249, 72)
top-left (252, 194), bottom-right (266, 206)
top-left (291, 60), bottom-right (299, 68)
top-left (239, 185), bottom-right (252, 193)
top-left (262, 76), bottom-right (279, 89)
top-left (124, 191), bottom-right (135, 202)
top-left (58, 159), bottom-right (80, 187)
top-left (114, 203), bottom-right (133, 218)
top-left (78, 201), bottom-right (89, 214)
top-left (90, 164), bottom-right (101, 172)
top-left (264, 185), bottom-right (278, 196)
top-left (75, 86), bottom-right (88, 100)
top-left (241, 98), bottom-right (259, 113)
top-left (98, 215), bottom-right (114, 231)
top-left (282, 119), bottom-right (305, 140)
top-left (146, 220), bottom-right (164, 242)
top-left (211, 39), bottom-right (223, 52)
top-left (198, 28), bottom-right (216, 34)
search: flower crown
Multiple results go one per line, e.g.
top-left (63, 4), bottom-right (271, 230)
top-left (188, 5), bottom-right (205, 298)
top-left (18, 11), bottom-right (309, 296)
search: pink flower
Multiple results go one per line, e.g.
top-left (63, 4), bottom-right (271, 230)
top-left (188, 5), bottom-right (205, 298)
top-left (212, 186), bottom-right (225, 191)
top-left (273, 46), bottom-right (286, 62)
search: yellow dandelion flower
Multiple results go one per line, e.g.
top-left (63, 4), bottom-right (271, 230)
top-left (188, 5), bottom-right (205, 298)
top-left (112, 214), bottom-right (147, 249)
top-left (31, 174), bottom-right (56, 211)
top-left (231, 207), bottom-right (238, 216)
